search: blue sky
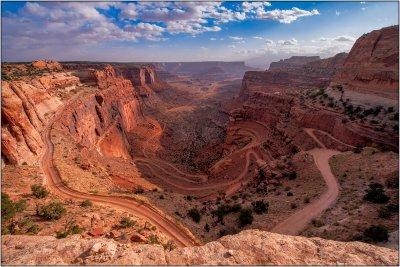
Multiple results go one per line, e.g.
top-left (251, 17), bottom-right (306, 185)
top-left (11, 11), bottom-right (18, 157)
top-left (1, 1), bottom-right (398, 67)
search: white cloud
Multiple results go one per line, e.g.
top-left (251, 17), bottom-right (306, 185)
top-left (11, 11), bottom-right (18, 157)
top-left (210, 37), bottom-right (217, 41)
top-left (228, 44), bottom-right (236, 48)
top-left (242, 2), bottom-right (271, 13)
top-left (265, 39), bottom-right (274, 45)
top-left (360, 2), bottom-right (366, 4)
top-left (120, 3), bottom-right (137, 20)
top-left (278, 38), bottom-right (298, 46)
top-left (319, 37), bottom-right (328, 41)
top-left (335, 10), bottom-right (341, 16)
top-left (253, 36), bottom-right (263, 40)
top-left (361, 7), bottom-right (366, 11)
top-left (257, 7), bottom-right (320, 24)
top-left (333, 35), bottom-right (355, 42)
top-left (229, 36), bottom-right (244, 41)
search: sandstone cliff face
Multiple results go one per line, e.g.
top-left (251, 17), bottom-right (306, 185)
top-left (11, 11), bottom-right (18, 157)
top-left (331, 25), bottom-right (399, 100)
top-left (2, 230), bottom-right (397, 265)
top-left (1, 73), bottom-right (79, 165)
top-left (269, 56), bottom-right (321, 70)
top-left (58, 65), bottom-right (142, 159)
top-left (32, 60), bottom-right (63, 71)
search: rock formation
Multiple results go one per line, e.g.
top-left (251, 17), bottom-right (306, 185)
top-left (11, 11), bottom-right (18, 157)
top-left (329, 25), bottom-right (399, 106)
top-left (2, 230), bottom-right (397, 265)
top-left (1, 73), bottom-right (79, 165)
top-left (268, 55), bottom-right (321, 70)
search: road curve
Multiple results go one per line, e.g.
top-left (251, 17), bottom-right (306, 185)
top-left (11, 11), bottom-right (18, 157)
top-left (271, 129), bottom-right (340, 235)
top-left (39, 95), bottom-right (200, 248)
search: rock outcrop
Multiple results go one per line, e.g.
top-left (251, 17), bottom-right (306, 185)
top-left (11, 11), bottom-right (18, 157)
top-left (2, 230), bottom-right (397, 265)
top-left (32, 60), bottom-right (63, 71)
top-left (330, 25), bottom-right (399, 103)
top-left (58, 65), bottom-right (142, 159)
top-left (269, 56), bottom-right (321, 70)
top-left (1, 73), bottom-right (79, 165)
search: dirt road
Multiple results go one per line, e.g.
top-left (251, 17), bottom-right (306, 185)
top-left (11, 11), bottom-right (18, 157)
top-left (272, 129), bottom-right (340, 235)
top-left (40, 95), bottom-right (200, 248)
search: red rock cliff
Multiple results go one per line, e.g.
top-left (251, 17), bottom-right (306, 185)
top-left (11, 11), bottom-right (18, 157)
top-left (331, 25), bottom-right (399, 99)
top-left (58, 65), bottom-right (142, 160)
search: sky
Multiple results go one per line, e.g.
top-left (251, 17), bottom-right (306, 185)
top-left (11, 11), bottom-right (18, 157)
top-left (1, 1), bottom-right (398, 67)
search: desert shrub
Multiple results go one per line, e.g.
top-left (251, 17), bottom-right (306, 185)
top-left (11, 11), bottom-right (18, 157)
top-left (187, 208), bottom-right (201, 223)
top-left (387, 203), bottom-right (399, 213)
top-left (1, 193), bottom-right (26, 221)
top-left (387, 107), bottom-right (394, 113)
top-left (212, 204), bottom-right (242, 223)
top-left (134, 186), bottom-right (145, 194)
top-left (363, 183), bottom-right (390, 204)
top-left (204, 223), bottom-right (210, 232)
top-left (159, 195), bottom-right (164, 199)
top-left (304, 197), bottom-right (310, 204)
top-left (287, 191), bottom-right (293, 197)
top-left (290, 203), bottom-right (297, 209)
top-left (251, 200), bottom-right (269, 214)
top-left (287, 171), bottom-right (297, 180)
top-left (148, 234), bottom-right (161, 244)
top-left (37, 202), bottom-right (66, 220)
top-left (312, 219), bottom-right (325, 227)
top-left (363, 225), bottom-right (389, 242)
top-left (186, 195), bottom-right (193, 201)
top-left (80, 199), bottom-right (93, 208)
top-left (378, 206), bottom-right (392, 219)
top-left (27, 224), bottom-right (40, 234)
top-left (119, 217), bottom-right (136, 228)
top-left (55, 220), bottom-right (83, 239)
top-left (237, 208), bottom-right (253, 228)
top-left (353, 145), bottom-right (363, 154)
top-left (31, 184), bottom-right (49, 199)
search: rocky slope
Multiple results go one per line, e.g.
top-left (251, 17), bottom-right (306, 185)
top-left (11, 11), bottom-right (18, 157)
top-left (58, 65), bottom-right (143, 159)
top-left (1, 64), bottom-right (80, 165)
top-left (329, 25), bottom-right (399, 105)
top-left (2, 230), bottom-right (397, 265)
top-left (1, 62), bottom-right (164, 166)
top-left (238, 26), bottom-right (398, 151)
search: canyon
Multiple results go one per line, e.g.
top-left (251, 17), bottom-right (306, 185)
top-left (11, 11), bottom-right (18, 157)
top-left (1, 25), bottom-right (399, 265)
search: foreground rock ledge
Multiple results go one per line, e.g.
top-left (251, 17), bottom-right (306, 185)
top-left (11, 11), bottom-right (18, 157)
top-left (2, 230), bottom-right (398, 265)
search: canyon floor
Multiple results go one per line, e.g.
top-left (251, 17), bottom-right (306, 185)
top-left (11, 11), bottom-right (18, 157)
top-left (2, 36), bottom-right (399, 265)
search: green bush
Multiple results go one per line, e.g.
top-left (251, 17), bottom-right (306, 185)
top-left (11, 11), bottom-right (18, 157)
top-left (212, 204), bottom-right (242, 223)
top-left (187, 208), bottom-right (201, 223)
top-left (363, 225), bottom-right (389, 242)
top-left (287, 171), bottom-right (297, 180)
top-left (37, 202), bottom-right (66, 220)
top-left (237, 208), bottom-right (253, 228)
top-left (80, 199), bottom-right (93, 208)
top-left (363, 183), bottom-right (390, 204)
top-left (1, 192), bottom-right (26, 221)
top-left (55, 220), bottom-right (83, 239)
top-left (31, 184), bottom-right (49, 199)
top-left (251, 200), bottom-right (269, 214)
top-left (119, 217), bottom-right (136, 228)
top-left (312, 219), bottom-right (325, 228)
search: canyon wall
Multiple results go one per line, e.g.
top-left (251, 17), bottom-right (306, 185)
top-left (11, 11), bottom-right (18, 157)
top-left (1, 69), bottom-right (80, 165)
top-left (59, 65), bottom-right (142, 159)
top-left (237, 26), bottom-right (398, 150)
top-left (330, 25), bottom-right (399, 105)
top-left (1, 62), bottom-right (161, 165)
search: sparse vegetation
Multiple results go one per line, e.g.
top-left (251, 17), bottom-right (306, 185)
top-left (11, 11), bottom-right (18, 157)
top-left (251, 200), bottom-right (269, 214)
top-left (31, 184), bottom-right (49, 199)
top-left (1, 192), bottom-right (26, 221)
top-left (187, 208), bottom-right (201, 223)
top-left (37, 201), bottom-right (66, 220)
top-left (134, 186), bottom-right (145, 194)
top-left (312, 219), bottom-right (325, 228)
top-left (80, 199), bottom-right (93, 208)
top-left (56, 220), bottom-right (83, 239)
top-left (118, 217), bottom-right (136, 228)
top-left (363, 225), bottom-right (389, 242)
top-left (237, 208), bottom-right (253, 228)
top-left (363, 183), bottom-right (390, 204)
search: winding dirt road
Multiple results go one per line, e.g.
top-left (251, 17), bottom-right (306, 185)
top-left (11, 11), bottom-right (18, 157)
top-left (271, 128), bottom-right (340, 235)
top-left (40, 95), bottom-right (200, 248)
